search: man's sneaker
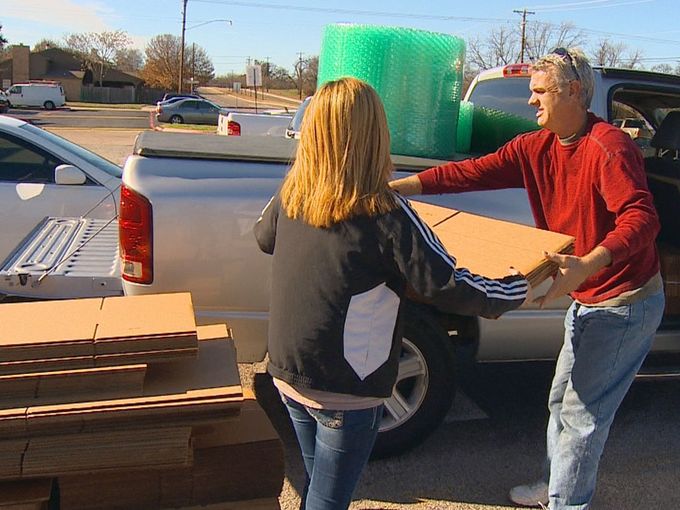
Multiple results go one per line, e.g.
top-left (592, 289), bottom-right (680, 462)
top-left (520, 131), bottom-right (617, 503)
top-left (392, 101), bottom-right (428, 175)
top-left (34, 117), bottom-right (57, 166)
top-left (509, 480), bottom-right (549, 507)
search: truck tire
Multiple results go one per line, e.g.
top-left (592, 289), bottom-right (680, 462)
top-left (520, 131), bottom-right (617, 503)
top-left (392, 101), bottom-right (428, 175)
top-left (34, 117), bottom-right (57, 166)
top-left (44, 101), bottom-right (55, 110)
top-left (170, 115), bottom-right (184, 124)
top-left (371, 303), bottom-right (456, 459)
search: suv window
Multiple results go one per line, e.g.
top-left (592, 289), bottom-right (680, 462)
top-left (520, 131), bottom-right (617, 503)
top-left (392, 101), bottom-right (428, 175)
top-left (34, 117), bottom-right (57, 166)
top-left (466, 77), bottom-right (535, 121)
top-left (0, 132), bottom-right (65, 183)
top-left (19, 123), bottom-right (122, 178)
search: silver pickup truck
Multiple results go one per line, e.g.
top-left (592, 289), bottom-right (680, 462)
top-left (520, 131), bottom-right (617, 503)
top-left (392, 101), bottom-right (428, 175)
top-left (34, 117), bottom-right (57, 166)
top-left (5, 65), bottom-right (680, 458)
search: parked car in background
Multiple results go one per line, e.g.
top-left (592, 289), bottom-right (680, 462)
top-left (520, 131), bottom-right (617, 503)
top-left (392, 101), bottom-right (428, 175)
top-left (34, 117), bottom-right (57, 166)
top-left (160, 92), bottom-right (203, 103)
top-left (0, 115), bottom-right (121, 265)
top-left (6, 82), bottom-right (66, 110)
top-left (0, 91), bottom-right (9, 114)
top-left (217, 111), bottom-right (293, 137)
top-left (156, 98), bottom-right (225, 125)
top-left (285, 96), bottom-right (311, 139)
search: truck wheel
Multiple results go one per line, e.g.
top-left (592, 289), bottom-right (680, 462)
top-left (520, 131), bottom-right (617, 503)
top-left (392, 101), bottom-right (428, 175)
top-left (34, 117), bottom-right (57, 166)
top-left (170, 115), bottom-right (184, 124)
top-left (371, 304), bottom-right (456, 459)
top-left (43, 101), bottom-right (55, 110)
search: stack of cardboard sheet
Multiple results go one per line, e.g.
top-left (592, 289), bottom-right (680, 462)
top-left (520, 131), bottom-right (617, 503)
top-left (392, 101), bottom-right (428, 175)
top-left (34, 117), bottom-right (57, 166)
top-left (0, 293), bottom-right (284, 510)
top-left (410, 201), bottom-right (575, 287)
top-left (0, 293), bottom-right (199, 375)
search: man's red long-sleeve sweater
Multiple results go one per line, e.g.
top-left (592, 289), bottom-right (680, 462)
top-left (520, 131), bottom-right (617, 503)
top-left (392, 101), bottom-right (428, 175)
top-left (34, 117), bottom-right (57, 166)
top-left (418, 113), bottom-right (660, 304)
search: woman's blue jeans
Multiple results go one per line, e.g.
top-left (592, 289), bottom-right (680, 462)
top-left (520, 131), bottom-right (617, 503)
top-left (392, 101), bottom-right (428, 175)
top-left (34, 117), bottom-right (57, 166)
top-left (544, 290), bottom-right (665, 510)
top-left (281, 394), bottom-right (382, 510)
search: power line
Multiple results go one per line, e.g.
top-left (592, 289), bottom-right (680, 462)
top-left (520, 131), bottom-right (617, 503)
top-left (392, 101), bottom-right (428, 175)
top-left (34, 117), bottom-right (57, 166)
top-left (191, 0), bottom-right (510, 23)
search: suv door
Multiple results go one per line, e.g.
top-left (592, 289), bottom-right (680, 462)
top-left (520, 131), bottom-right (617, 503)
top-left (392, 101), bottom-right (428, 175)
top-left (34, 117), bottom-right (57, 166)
top-left (0, 132), bottom-right (114, 263)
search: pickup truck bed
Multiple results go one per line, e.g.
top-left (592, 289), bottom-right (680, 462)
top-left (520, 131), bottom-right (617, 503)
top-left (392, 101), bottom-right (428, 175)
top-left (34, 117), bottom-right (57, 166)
top-left (134, 130), bottom-right (455, 170)
top-left (0, 217), bottom-right (122, 299)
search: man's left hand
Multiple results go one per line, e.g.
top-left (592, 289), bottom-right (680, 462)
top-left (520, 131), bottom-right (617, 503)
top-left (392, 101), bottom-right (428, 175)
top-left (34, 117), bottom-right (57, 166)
top-left (533, 251), bottom-right (591, 308)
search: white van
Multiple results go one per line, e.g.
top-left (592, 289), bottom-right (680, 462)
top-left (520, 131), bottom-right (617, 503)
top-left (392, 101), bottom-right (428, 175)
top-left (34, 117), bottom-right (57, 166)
top-left (6, 82), bottom-right (66, 110)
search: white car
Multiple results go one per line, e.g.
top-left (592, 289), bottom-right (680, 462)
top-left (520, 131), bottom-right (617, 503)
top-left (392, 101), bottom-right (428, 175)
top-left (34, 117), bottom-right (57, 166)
top-left (0, 115), bottom-right (121, 265)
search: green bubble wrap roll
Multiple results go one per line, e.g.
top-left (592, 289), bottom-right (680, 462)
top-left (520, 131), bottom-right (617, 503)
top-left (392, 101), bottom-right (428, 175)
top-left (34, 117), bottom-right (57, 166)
top-left (470, 106), bottom-right (539, 155)
top-left (456, 100), bottom-right (474, 155)
top-left (317, 24), bottom-right (465, 159)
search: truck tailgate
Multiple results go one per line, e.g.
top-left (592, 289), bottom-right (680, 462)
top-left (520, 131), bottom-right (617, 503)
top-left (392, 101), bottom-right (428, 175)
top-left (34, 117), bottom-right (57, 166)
top-left (0, 217), bottom-right (122, 299)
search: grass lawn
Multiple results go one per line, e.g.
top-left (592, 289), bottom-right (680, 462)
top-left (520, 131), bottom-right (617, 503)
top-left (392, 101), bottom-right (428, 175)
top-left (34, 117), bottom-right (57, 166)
top-left (161, 123), bottom-right (217, 132)
top-left (66, 102), bottom-right (152, 109)
top-left (266, 89), bottom-right (304, 100)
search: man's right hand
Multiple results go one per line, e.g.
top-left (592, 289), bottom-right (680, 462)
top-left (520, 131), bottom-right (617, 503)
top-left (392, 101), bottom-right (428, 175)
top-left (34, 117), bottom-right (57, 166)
top-left (389, 174), bottom-right (423, 196)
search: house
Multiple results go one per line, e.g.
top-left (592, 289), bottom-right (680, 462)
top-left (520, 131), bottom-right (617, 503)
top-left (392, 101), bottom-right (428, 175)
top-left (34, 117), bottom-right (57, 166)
top-left (0, 45), bottom-right (145, 102)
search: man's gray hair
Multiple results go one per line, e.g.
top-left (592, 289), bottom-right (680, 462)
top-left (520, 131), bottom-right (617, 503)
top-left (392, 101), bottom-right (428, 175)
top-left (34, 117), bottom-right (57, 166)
top-left (532, 47), bottom-right (594, 109)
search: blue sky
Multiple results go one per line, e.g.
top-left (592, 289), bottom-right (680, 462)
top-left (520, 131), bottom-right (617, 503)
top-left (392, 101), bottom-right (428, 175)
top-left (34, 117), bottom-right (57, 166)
top-left (3, 0), bottom-right (680, 76)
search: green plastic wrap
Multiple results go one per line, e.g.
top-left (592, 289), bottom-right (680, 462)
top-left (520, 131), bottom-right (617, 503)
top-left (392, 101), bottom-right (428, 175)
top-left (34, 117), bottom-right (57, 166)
top-left (470, 106), bottom-right (539, 155)
top-left (317, 24), bottom-right (465, 159)
top-left (456, 100), bottom-right (474, 155)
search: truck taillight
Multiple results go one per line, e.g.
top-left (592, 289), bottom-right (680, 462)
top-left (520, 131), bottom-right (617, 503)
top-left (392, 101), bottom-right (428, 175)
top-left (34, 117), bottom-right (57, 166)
top-left (119, 184), bottom-right (153, 284)
top-left (227, 120), bottom-right (241, 136)
top-left (503, 63), bottom-right (531, 77)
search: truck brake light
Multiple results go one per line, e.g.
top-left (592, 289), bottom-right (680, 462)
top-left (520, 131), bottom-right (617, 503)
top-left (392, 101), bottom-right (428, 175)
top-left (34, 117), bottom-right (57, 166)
top-left (503, 63), bottom-right (532, 77)
top-left (119, 184), bottom-right (153, 284)
top-left (227, 120), bottom-right (241, 136)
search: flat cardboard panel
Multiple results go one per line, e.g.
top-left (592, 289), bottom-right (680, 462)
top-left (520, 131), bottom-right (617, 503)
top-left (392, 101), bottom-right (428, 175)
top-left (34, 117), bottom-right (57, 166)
top-left (22, 427), bottom-right (192, 476)
top-left (94, 348), bottom-right (197, 367)
top-left (410, 201), bottom-right (574, 286)
top-left (95, 293), bottom-right (197, 342)
top-left (0, 299), bottom-right (101, 348)
top-left (192, 398), bottom-right (279, 449)
top-left (143, 337), bottom-right (240, 395)
top-left (0, 357), bottom-right (94, 376)
top-left (0, 478), bottom-right (53, 505)
top-left (405, 200), bottom-right (459, 227)
top-left (0, 365), bottom-right (146, 408)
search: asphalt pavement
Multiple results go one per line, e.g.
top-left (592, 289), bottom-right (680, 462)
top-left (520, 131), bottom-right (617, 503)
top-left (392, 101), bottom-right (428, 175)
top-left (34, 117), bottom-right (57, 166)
top-left (48, 125), bottom-right (680, 510)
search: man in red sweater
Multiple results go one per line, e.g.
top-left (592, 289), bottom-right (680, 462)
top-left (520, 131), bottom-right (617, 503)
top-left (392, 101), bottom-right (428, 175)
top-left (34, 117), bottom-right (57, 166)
top-left (391, 48), bottom-right (664, 510)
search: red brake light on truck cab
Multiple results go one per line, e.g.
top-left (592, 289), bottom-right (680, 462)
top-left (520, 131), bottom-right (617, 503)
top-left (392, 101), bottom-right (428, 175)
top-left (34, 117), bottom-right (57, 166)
top-left (503, 63), bottom-right (531, 77)
top-left (227, 120), bottom-right (241, 136)
top-left (119, 184), bottom-right (153, 284)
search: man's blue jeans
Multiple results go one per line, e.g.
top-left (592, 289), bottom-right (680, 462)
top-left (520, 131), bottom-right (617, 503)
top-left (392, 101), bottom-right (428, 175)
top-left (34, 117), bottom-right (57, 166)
top-left (281, 394), bottom-right (382, 510)
top-left (545, 290), bottom-right (665, 510)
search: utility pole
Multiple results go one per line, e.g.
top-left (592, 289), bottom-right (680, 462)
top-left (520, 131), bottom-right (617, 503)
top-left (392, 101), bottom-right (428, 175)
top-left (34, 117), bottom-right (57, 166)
top-left (178, 0), bottom-right (188, 93)
top-left (265, 56), bottom-right (270, 92)
top-left (513, 8), bottom-right (535, 63)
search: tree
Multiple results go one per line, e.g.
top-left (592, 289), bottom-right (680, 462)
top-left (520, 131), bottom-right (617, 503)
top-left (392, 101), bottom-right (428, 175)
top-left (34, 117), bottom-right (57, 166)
top-left (0, 25), bottom-right (8, 50)
top-left (523, 21), bottom-right (586, 62)
top-left (115, 48), bottom-right (144, 72)
top-left (467, 21), bottom-right (585, 71)
top-left (141, 34), bottom-right (214, 90)
top-left (0, 24), bottom-right (8, 61)
top-left (292, 55), bottom-right (319, 98)
top-left (32, 39), bottom-right (61, 52)
top-left (188, 44), bottom-right (214, 87)
top-left (591, 38), bottom-right (643, 69)
top-left (64, 30), bottom-right (132, 86)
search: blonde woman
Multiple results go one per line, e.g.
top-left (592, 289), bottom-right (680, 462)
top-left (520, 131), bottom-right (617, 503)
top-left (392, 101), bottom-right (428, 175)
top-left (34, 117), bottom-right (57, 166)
top-left (254, 77), bottom-right (528, 510)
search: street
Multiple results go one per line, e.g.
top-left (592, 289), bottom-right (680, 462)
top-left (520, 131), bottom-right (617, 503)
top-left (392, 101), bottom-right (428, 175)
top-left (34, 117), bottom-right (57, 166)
top-left (42, 122), bottom-right (680, 510)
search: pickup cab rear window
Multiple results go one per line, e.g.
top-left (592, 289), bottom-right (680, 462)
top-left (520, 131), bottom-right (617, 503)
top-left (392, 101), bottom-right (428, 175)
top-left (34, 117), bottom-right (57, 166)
top-left (466, 77), bottom-right (535, 122)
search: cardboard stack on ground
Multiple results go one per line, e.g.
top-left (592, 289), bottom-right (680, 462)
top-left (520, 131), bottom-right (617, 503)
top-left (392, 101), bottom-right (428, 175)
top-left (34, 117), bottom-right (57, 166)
top-left (0, 293), bottom-right (284, 510)
top-left (410, 201), bottom-right (575, 287)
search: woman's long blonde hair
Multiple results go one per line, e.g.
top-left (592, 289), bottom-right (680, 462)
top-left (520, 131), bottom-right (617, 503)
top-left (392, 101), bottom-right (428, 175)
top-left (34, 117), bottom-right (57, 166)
top-left (280, 77), bottom-right (396, 228)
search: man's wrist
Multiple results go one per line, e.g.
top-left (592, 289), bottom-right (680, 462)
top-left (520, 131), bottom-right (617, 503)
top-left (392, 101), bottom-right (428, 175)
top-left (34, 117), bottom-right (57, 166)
top-left (389, 174), bottom-right (423, 196)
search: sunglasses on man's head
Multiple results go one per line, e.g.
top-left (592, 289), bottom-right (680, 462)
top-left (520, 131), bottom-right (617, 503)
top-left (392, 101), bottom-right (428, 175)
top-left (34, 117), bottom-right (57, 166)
top-left (551, 47), bottom-right (581, 82)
